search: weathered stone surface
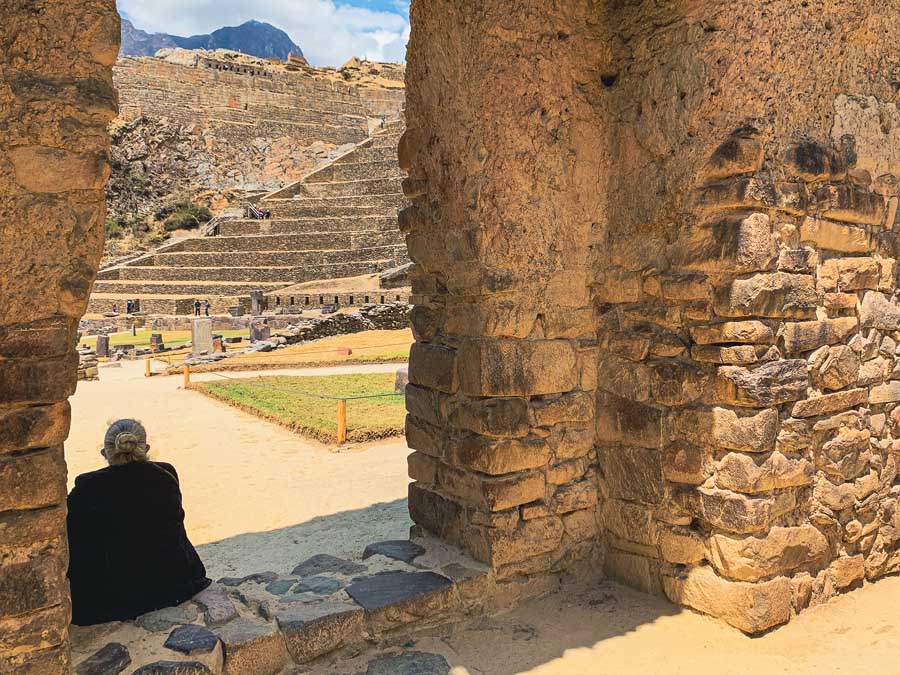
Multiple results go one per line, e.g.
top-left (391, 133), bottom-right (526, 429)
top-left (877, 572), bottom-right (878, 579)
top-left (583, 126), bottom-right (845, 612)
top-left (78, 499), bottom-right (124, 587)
top-left (408, 343), bottom-right (458, 394)
top-left (668, 213), bottom-right (776, 273)
top-left (663, 567), bottom-right (791, 633)
top-left (346, 571), bottom-right (453, 611)
top-left (447, 433), bottom-right (550, 475)
top-left (600, 445), bottom-right (664, 503)
top-left (457, 339), bottom-right (578, 396)
top-left (783, 318), bottom-right (858, 354)
top-left (601, 499), bottom-right (655, 546)
top-left (713, 273), bottom-right (817, 319)
top-left (829, 555), bottom-right (865, 589)
top-left (782, 141), bottom-right (844, 181)
top-left (193, 586), bottom-right (238, 627)
top-left (860, 291), bottom-right (900, 330)
top-left (817, 257), bottom-right (886, 291)
top-left (657, 527), bottom-right (707, 565)
top-left (363, 540), bottom-right (426, 564)
top-left (276, 602), bottom-right (364, 663)
top-left (74, 642), bottom-right (131, 675)
top-left (715, 360), bottom-right (808, 407)
top-left (716, 451), bottom-right (813, 494)
top-left (293, 576), bottom-right (344, 595)
top-left (0, 555), bottom-right (65, 619)
top-left (0, 402), bottom-right (71, 456)
top-left (662, 442), bottom-right (714, 485)
top-left (365, 651), bottom-right (451, 675)
top-left (291, 554), bottom-right (366, 577)
top-left (472, 516), bottom-right (565, 567)
top-left (701, 135), bottom-right (764, 181)
top-left (799, 217), bottom-right (872, 253)
top-left (792, 388), bottom-right (867, 417)
top-left (131, 662), bottom-right (212, 675)
top-left (678, 487), bottom-right (784, 534)
top-left (690, 320), bottom-right (776, 345)
top-left (0, 447), bottom-right (67, 512)
top-left (218, 572), bottom-right (278, 587)
top-left (164, 625), bottom-right (219, 656)
top-left (215, 618), bottom-right (287, 675)
top-left (669, 407), bottom-right (778, 453)
top-left (451, 397), bottom-right (530, 437)
top-left (264, 579), bottom-right (296, 595)
top-left (817, 346), bottom-right (861, 391)
top-left (135, 606), bottom-right (196, 632)
top-left (691, 344), bottom-right (770, 365)
top-left (869, 381), bottom-right (900, 404)
top-left (708, 526), bottom-right (828, 582)
top-left (604, 549), bottom-right (662, 595)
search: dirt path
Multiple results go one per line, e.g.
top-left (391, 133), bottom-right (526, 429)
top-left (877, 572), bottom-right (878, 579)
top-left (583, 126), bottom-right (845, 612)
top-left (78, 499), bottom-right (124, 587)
top-left (67, 360), bottom-right (411, 579)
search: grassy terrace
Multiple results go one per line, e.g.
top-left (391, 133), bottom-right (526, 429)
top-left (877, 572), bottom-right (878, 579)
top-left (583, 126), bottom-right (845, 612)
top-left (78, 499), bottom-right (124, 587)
top-left (80, 329), bottom-right (250, 350)
top-left (194, 372), bottom-right (406, 443)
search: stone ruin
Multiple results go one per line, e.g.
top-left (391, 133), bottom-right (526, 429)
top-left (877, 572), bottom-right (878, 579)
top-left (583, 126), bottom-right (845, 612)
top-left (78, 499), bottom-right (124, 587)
top-left (9, 0), bottom-right (900, 673)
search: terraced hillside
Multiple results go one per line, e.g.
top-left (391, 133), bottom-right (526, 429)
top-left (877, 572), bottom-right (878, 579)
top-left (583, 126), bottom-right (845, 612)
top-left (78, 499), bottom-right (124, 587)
top-left (89, 122), bottom-right (408, 315)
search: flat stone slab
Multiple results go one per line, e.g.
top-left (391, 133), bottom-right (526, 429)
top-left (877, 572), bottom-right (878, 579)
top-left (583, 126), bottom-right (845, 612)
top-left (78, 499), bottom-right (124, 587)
top-left (164, 624), bottom-right (219, 656)
top-left (365, 651), bottom-right (451, 675)
top-left (215, 618), bottom-right (287, 675)
top-left (218, 571), bottom-right (278, 587)
top-left (276, 601), bottom-right (365, 663)
top-left (194, 586), bottom-right (238, 627)
top-left (345, 571), bottom-right (453, 611)
top-left (131, 662), bottom-right (212, 675)
top-left (264, 579), bottom-right (297, 595)
top-left (135, 606), bottom-right (197, 632)
top-left (293, 575), bottom-right (344, 595)
top-left (363, 540), bottom-right (426, 564)
top-left (75, 642), bottom-right (131, 675)
top-left (291, 553), bottom-right (367, 577)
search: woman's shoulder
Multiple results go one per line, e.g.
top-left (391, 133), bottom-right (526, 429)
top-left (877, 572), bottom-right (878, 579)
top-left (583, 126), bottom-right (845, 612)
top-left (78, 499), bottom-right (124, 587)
top-left (151, 461), bottom-right (179, 480)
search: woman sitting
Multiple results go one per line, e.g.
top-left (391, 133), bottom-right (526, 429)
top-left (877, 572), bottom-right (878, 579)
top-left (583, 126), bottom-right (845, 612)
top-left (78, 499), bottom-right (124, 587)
top-left (67, 419), bottom-right (211, 625)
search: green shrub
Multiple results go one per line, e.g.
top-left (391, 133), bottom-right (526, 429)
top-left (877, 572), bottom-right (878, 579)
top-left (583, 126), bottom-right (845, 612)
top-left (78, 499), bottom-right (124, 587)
top-left (105, 217), bottom-right (123, 239)
top-left (160, 201), bottom-right (213, 232)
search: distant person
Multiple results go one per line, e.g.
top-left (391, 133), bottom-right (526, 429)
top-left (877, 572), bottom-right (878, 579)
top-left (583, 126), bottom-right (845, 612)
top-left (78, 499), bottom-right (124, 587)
top-left (204, 299), bottom-right (211, 316)
top-left (194, 299), bottom-right (201, 316)
top-left (66, 419), bottom-right (211, 625)
top-left (126, 299), bottom-right (134, 314)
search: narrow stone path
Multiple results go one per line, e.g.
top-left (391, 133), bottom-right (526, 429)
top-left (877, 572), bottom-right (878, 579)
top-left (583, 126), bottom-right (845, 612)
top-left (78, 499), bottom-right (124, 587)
top-left (68, 360), bottom-right (412, 579)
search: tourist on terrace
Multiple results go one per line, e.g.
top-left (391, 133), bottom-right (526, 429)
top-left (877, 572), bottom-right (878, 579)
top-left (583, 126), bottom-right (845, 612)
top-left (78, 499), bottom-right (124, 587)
top-left (66, 419), bottom-right (211, 625)
top-left (194, 299), bottom-right (201, 316)
top-left (204, 299), bottom-right (211, 316)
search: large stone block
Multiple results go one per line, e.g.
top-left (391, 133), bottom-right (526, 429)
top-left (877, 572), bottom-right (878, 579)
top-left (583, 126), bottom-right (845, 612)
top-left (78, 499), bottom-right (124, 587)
top-left (531, 391), bottom-right (594, 427)
top-left (276, 602), bottom-right (364, 663)
top-left (782, 317), bottom-right (858, 354)
top-left (470, 516), bottom-right (565, 567)
top-left (446, 433), bottom-right (550, 476)
top-left (792, 388), bottom-right (867, 418)
top-left (715, 360), bottom-right (808, 407)
top-left (860, 291), bottom-right (900, 330)
top-left (214, 618), bottom-right (287, 675)
top-left (408, 483), bottom-right (464, 543)
top-left (0, 447), bottom-right (66, 513)
top-left (701, 135), bottom-right (764, 181)
top-left (667, 213), bottom-right (776, 273)
top-left (457, 339), bottom-right (578, 396)
top-left (799, 217), bottom-right (872, 253)
top-left (0, 316), bottom-right (71, 360)
top-left (677, 487), bottom-right (790, 534)
top-left (0, 402), bottom-right (70, 456)
top-left (669, 407), bottom-right (778, 453)
top-left (408, 343), bottom-right (458, 394)
top-left (0, 604), bottom-right (68, 661)
top-left (0, 555), bottom-right (65, 619)
top-left (405, 415), bottom-right (444, 458)
top-left (0, 354), bottom-right (78, 405)
top-left (712, 272), bottom-right (817, 319)
top-left (690, 320), bottom-right (776, 345)
top-left (600, 445), bottom-right (665, 504)
top-left (595, 392), bottom-right (664, 449)
top-left (716, 451), bottom-right (813, 494)
top-left (707, 526), bottom-right (828, 582)
top-left (601, 499), bottom-right (656, 547)
top-left (450, 397), bottom-right (530, 438)
top-left (604, 549), bottom-right (662, 595)
top-left (817, 257), bottom-right (888, 292)
top-left (663, 566), bottom-right (791, 634)
top-left (662, 442), bottom-right (714, 485)
top-left (0, 506), bottom-right (65, 549)
top-left (815, 183), bottom-right (885, 225)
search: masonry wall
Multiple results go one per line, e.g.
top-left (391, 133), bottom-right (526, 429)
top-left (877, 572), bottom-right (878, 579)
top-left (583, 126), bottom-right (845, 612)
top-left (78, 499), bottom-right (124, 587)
top-left (404, 0), bottom-right (900, 633)
top-left (0, 1), bottom-right (120, 672)
top-left (114, 57), bottom-right (368, 145)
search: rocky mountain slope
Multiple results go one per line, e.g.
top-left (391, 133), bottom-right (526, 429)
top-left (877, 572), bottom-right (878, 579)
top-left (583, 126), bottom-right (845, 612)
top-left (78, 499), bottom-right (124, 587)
top-left (120, 19), bottom-right (303, 59)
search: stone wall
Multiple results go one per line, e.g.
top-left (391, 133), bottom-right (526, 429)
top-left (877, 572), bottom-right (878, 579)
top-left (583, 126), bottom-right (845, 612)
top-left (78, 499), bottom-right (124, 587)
top-left (0, 1), bottom-right (119, 672)
top-left (403, 0), bottom-right (900, 634)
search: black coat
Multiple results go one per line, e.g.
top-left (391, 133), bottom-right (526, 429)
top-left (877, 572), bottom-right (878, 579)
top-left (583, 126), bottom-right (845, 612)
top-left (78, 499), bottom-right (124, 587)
top-left (67, 461), bottom-right (211, 625)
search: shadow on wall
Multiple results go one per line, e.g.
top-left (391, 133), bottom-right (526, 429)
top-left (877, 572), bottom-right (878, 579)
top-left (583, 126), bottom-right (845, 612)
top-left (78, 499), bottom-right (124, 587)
top-left (195, 498), bottom-right (412, 579)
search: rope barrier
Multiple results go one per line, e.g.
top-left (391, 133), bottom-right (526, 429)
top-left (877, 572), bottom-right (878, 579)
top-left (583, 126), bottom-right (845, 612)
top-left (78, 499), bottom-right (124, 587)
top-left (203, 370), bottom-right (404, 402)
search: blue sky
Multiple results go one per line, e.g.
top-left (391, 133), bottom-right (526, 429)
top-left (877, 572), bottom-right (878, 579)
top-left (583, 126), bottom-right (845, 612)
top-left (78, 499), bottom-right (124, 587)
top-left (118, 0), bottom-right (410, 66)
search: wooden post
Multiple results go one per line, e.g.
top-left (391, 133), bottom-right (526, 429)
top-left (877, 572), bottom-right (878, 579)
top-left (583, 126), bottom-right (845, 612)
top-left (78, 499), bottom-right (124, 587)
top-left (183, 364), bottom-right (190, 388)
top-left (336, 399), bottom-right (347, 444)
top-left (145, 357), bottom-right (151, 378)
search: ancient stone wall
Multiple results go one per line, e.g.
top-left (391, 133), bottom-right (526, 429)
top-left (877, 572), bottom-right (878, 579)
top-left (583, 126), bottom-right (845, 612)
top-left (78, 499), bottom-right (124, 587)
top-left (0, 1), bottom-right (120, 672)
top-left (403, 0), bottom-right (900, 633)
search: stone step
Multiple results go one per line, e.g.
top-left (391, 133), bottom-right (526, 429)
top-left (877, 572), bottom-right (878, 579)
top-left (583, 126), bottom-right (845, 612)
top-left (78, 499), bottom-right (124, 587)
top-left (217, 215), bottom-right (399, 236)
top-left (332, 145), bottom-right (397, 164)
top-left (263, 193), bottom-right (406, 217)
top-left (305, 160), bottom-right (403, 183)
top-left (91, 280), bottom-right (289, 296)
top-left (164, 230), bottom-right (400, 253)
top-left (109, 266), bottom-right (298, 282)
top-left (150, 244), bottom-right (409, 268)
top-left (295, 177), bottom-right (403, 198)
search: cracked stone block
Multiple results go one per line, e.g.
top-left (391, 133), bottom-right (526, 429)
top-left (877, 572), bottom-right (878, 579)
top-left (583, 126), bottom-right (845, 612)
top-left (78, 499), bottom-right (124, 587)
top-left (135, 606), bottom-right (197, 632)
top-left (346, 571), bottom-right (453, 611)
top-left (194, 586), bottom-right (238, 627)
top-left (215, 618), bottom-right (288, 675)
top-left (164, 624), bottom-right (220, 656)
top-left (218, 572), bottom-right (278, 587)
top-left (291, 553), bottom-right (367, 576)
top-left (293, 575), bottom-right (344, 595)
top-left (131, 662), bottom-right (213, 675)
top-left (74, 642), bottom-right (131, 675)
top-left (264, 579), bottom-right (297, 595)
top-left (363, 540), bottom-right (427, 564)
top-left (276, 601), bottom-right (365, 663)
top-left (365, 651), bottom-right (451, 675)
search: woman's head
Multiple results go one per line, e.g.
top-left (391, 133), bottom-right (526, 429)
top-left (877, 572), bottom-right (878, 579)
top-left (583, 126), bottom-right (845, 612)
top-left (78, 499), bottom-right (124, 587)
top-left (102, 419), bottom-right (149, 465)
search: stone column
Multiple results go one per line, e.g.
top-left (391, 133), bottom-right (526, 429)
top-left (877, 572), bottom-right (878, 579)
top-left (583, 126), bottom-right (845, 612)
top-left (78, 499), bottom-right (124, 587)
top-left (403, 1), bottom-right (605, 589)
top-left (0, 2), bottom-right (119, 672)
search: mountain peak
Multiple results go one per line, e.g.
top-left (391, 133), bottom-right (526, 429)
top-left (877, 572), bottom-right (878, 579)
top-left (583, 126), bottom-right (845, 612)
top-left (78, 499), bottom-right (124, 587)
top-left (121, 19), bottom-right (303, 60)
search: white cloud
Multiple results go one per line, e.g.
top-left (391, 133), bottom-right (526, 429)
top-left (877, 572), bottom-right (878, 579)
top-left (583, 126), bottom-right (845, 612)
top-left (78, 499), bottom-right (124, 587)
top-left (118, 0), bottom-right (409, 67)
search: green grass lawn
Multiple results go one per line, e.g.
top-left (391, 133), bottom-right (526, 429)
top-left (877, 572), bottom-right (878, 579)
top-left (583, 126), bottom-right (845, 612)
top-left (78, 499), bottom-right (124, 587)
top-left (80, 329), bottom-right (249, 350)
top-left (194, 373), bottom-right (405, 443)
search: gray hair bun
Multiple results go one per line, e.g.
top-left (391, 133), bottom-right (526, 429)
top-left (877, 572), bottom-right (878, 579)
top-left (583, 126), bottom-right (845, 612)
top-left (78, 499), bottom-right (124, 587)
top-left (104, 419), bottom-right (149, 465)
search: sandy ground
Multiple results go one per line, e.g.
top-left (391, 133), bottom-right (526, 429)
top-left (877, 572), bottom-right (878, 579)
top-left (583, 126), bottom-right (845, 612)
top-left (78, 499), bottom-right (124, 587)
top-left (67, 360), bottom-right (412, 579)
top-left (322, 576), bottom-right (900, 675)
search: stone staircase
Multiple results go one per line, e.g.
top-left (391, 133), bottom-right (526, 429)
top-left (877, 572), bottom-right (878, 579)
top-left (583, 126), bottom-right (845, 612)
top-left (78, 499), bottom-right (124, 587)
top-left (89, 122), bottom-right (408, 315)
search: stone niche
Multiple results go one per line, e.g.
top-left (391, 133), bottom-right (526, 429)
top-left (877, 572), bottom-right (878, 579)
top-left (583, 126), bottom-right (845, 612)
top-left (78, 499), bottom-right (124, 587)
top-left (402, 0), bottom-right (900, 634)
